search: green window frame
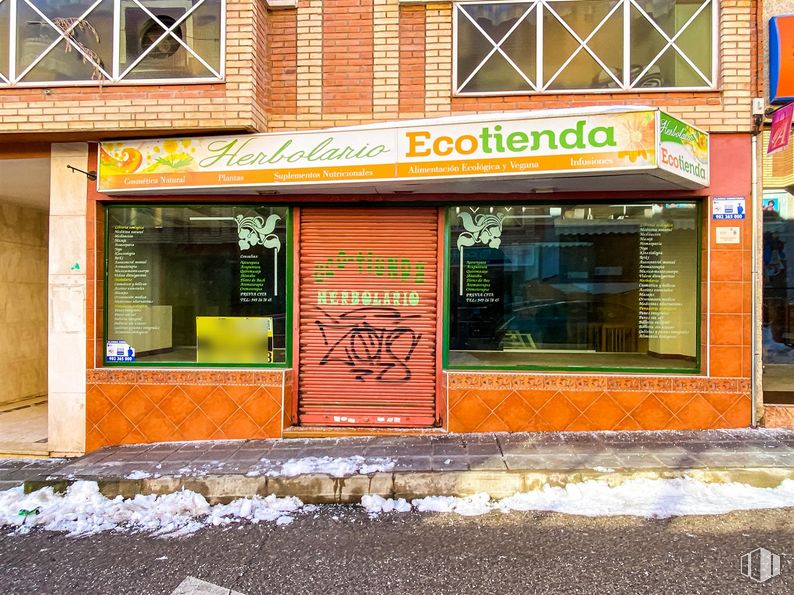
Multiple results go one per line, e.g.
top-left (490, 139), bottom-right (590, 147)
top-left (442, 200), bottom-right (702, 374)
top-left (103, 204), bottom-right (293, 368)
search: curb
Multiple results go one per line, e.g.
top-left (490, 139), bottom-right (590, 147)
top-left (23, 466), bottom-right (794, 505)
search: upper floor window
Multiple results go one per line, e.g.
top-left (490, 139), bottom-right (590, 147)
top-left (0, 0), bottom-right (223, 87)
top-left (454, 0), bottom-right (715, 95)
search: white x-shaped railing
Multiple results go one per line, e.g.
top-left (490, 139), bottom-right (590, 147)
top-left (457, 2), bottom-right (538, 92)
top-left (455, 0), bottom-right (715, 94)
top-left (541, 0), bottom-right (623, 90)
top-left (629, 0), bottom-right (713, 88)
top-left (118, 0), bottom-right (221, 80)
top-left (0, 0), bottom-right (223, 86)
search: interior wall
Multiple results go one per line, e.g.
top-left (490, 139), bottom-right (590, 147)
top-left (0, 200), bottom-right (48, 405)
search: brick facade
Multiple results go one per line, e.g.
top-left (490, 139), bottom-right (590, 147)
top-left (0, 0), bottom-right (758, 138)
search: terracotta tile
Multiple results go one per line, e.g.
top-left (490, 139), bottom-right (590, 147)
top-left (705, 392), bottom-right (743, 414)
top-left (262, 413), bottom-right (283, 438)
top-left (565, 414), bottom-right (596, 432)
top-left (515, 390), bottom-right (557, 411)
top-left (474, 413), bottom-right (510, 433)
top-left (675, 394), bottom-right (721, 429)
top-left (98, 383), bottom-right (135, 401)
top-left (447, 389), bottom-right (467, 408)
top-left (118, 386), bottom-right (153, 425)
top-left (119, 430), bottom-right (148, 445)
top-left (137, 408), bottom-right (179, 443)
top-left (583, 394), bottom-right (627, 428)
top-left (221, 410), bottom-right (261, 440)
top-left (608, 391), bottom-right (650, 414)
top-left (493, 393), bottom-right (534, 432)
top-left (710, 251), bottom-right (742, 282)
top-left (710, 314), bottom-right (742, 346)
top-left (180, 384), bottom-right (217, 403)
top-left (178, 409), bottom-right (217, 441)
top-left (138, 384), bottom-right (177, 403)
top-left (741, 315), bottom-right (752, 346)
top-left (201, 391), bottom-right (239, 426)
top-left (630, 395), bottom-right (674, 429)
top-left (537, 394), bottom-right (580, 431)
top-left (561, 390), bottom-right (602, 413)
top-left (450, 394), bottom-right (491, 429)
top-left (220, 385), bottom-right (260, 407)
top-left (86, 385), bottom-right (114, 424)
top-left (721, 396), bottom-right (752, 427)
top-left (159, 388), bottom-right (197, 426)
top-left (85, 429), bottom-right (106, 453)
top-left (710, 346), bottom-right (743, 377)
top-left (763, 405), bottom-right (794, 428)
top-left (95, 408), bottom-right (134, 446)
top-left (611, 416), bottom-right (643, 431)
top-left (242, 389), bottom-right (281, 427)
top-left (654, 392), bottom-right (690, 416)
top-left (449, 408), bottom-right (479, 433)
top-left (477, 389), bottom-right (513, 411)
top-left (710, 282), bottom-right (743, 314)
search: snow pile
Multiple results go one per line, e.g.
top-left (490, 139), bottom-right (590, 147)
top-left (0, 481), bottom-right (304, 538)
top-left (247, 455), bottom-right (395, 478)
top-left (361, 478), bottom-right (794, 519)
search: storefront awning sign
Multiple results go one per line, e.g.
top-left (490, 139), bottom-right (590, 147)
top-left (98, 109), bottom-right (709, 194)
top-left (770, 15), bottom-right (794, 104)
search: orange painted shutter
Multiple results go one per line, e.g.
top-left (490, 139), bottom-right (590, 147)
top-left (298, 207), bottom-right (438, 427)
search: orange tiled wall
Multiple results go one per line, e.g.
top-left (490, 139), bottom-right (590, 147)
top-left (86, 370), bottom-right (286, 452)
top-left (447, 375), bottom-right (751, 432)
top-left (447, 134), bottom-right (754, 433)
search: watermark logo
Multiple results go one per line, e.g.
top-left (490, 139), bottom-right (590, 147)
top-left (740, 548), bottom-right (782, 583)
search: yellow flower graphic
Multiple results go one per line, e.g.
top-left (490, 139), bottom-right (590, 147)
top-left (616, 113), bottom-right (656, 163)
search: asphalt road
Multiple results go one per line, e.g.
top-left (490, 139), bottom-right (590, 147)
top-left (0, 507), bottom-right (792, 595)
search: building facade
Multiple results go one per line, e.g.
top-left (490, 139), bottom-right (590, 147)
top-left (0, 0), bottom-right (769, 457)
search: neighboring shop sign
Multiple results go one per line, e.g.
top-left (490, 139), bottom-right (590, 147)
top-left (768, 103), bottom-right (794, 155)
top-left (770, 15), bottom-right (794, 104)
top-left (98, 110), bottom-right (709, 193)
top-left (712, 196), bottom-right (746, 220)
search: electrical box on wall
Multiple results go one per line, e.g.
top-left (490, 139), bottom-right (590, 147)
top-left (770, 15), bottom-right (794, 104)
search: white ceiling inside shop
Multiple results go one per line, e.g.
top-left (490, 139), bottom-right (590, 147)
top-left (0, 158), bottom-right (50, 211)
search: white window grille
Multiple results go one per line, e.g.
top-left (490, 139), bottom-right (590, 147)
top-left (0, 0), bottom-right (224, 87)
top-left (454, 0), bottom-right (716, 95)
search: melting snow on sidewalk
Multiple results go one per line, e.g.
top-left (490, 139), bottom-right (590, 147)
top-left (362, 478), bottom-right (794, 518)
top-left (245, 455), bottom-right (396, 478)
top-left (2, 477), bottom-right (794, 539)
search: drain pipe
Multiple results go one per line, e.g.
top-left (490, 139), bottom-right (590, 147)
top-left (751, 133), bottom-right (760, 427)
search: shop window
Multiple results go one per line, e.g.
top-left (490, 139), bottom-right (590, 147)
top-left (1, 0), bottom-right (223, 87)
top-left (454, 0), bottom-right (715, 95)
top-left (446, 202), bottom-right (700, 372)
top-left (105, 205), bottom-right (290, 367)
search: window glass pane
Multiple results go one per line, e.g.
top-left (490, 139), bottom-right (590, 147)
top-left (119, 0), bottom-right (222, 79)
top-left (15, 0), bottom-right (112, 82)
top-left (447, 203), bottom-right (700, 371)
top-left (457, 2), bottom-right (535, 92)
top-left (674, 4), bottom-right (712, 80)
top-left (463, 51), bottom-right (533, 93)
top-left (455, 0), bottom-right (713, 93)
top-left (106, 205), bottom-right (289, 366)
top-left (0, 0), bottom-right (9, 81)
top-left (631, 0), bottom-right (711, 88)
top-left (543, 0), bottom-right (622, 90)
top-left (762, 191), bottom-right (794, 404)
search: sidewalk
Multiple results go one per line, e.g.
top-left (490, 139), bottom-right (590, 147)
top-left (4, 429), bottom-right (794, 504)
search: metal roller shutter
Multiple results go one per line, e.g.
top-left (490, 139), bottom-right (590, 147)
top-left (298, 207), bottom-right (439, 427)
